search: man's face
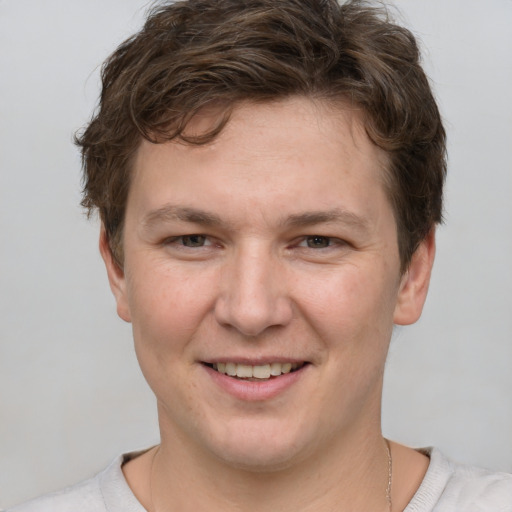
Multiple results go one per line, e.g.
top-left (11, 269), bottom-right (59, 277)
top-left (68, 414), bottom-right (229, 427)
top-left (103, 97), bottom-right (433, 470)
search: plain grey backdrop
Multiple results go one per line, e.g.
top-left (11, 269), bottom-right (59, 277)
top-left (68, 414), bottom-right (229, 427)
top-left (1, 0), bottom-right (511, 508)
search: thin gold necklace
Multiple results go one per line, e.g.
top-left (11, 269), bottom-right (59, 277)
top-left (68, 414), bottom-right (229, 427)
top-left (385, 438), bottom-right (393, 512)
top-left (150, 441), bottom-right (393, 511)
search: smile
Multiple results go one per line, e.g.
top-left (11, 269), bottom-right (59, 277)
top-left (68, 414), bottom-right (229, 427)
top-left (208, 362), bottom-right (305, 380)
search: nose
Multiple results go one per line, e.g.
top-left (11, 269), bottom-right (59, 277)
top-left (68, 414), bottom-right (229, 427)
top-left (214, 242), bottom-right (293, 337)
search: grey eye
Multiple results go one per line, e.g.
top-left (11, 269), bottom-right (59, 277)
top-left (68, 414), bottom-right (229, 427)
top-left (306, 236), bottom-right (331, 248)
top-left (181, 235), bottom-right (207, 247)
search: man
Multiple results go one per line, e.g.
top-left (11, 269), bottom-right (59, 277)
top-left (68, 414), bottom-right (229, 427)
top-left (10, 0), bottom-right (511, 510)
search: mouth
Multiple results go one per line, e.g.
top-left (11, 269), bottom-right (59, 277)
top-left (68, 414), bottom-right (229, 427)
top-left (204, 362), bottom-right (307, 381)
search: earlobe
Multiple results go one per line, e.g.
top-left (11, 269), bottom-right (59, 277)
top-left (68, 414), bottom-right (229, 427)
top-left (99, 226), bottom-right (132, 323)
top-left (393, 229), bottom-right (436, 326)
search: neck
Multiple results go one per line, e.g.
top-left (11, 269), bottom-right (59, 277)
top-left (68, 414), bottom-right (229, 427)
top-left (150, 425), bottom-right (391, 512)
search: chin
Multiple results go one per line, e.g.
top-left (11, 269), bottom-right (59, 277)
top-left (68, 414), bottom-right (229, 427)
top-left (213, 445), bottom-right (303, 473)
top-left (204, 419), bottom-right (316, 473)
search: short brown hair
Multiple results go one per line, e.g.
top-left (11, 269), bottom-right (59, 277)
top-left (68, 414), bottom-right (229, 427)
top-left (76, 0), bottom-right (446, 271)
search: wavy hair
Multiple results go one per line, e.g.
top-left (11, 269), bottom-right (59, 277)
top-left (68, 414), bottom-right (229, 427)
top-left (76, 0), bottom-right (446, 270)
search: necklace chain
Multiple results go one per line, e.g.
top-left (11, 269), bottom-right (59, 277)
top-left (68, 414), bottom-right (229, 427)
top-left (150, 440), bottom-right (393, 512)
top-left (386, 439), bottom-right (393, 512)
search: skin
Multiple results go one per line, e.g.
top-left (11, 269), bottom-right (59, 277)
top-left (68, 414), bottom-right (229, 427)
top-left (101, 97), bottom-right (434, 511)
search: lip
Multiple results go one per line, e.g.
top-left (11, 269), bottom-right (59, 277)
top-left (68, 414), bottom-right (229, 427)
top-left (201, 357), bottom-right (307, 365)
top-left (202, 362), bottom-right (310, 401)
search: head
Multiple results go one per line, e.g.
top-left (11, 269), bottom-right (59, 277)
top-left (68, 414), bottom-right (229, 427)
top-left (78, 0), bottom-right (446, 471)
top-left (77, 0), bottom-right (446, 274)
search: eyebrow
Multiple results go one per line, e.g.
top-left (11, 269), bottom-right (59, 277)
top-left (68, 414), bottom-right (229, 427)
top-left (142, 205), bottom-right (228, 230)
top-left (141, 205), bottom-right (370, 233)
top-left (283, 210), bottom-right (370, 232)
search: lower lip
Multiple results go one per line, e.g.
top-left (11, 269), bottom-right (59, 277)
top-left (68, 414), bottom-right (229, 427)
top-left (202, 364), bottom-right (308, 401)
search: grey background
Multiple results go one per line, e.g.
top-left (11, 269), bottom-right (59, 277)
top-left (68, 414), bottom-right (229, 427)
top-left (1, 0), bottom-right (511, 508)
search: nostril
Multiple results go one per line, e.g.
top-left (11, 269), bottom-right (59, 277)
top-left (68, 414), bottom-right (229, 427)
top-left (214, 295), bottom-right (294, 337)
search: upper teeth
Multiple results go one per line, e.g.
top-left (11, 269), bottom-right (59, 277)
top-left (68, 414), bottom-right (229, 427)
top-left (213, 362), bottom-right (301, 379)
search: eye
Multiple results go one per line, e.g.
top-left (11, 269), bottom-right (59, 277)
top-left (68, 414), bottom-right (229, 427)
top-left (300, 235), bottom-right (334, 249)
top-left (163, 235), bottom-right (211, 248)
top-left (161, 234), bottom-right (220, 259)
top-left (179, 234), bottom-right (209, 247)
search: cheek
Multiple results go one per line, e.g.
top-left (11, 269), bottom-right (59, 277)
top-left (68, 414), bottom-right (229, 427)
top-left (125, 262), bottom-right (217, 355)
top-left (125, 264), bottom-right (214, 403)
top-left (294, 263), bottom-right (398, 349)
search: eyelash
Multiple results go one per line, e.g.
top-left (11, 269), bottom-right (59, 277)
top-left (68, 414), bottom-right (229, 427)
top-left (164, 235), bottom-right (214, 248)
top-left (297, 235), bottom-right (345, 249)
top-left (164, 234), bottom-right (346, 250)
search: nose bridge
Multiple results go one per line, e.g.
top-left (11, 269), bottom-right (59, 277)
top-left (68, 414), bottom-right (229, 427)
top-left (215, 239), bottom-right (292, 336)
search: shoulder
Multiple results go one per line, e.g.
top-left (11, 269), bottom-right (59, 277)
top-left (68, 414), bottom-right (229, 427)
top-left (406, 448), bottom-right (512, 512)
top-left (5, 475), bottom-right (104, 512)
top-left (443, 461), bottom-right (512, 511)
top-left (6, 451), bottom-right (146, 512)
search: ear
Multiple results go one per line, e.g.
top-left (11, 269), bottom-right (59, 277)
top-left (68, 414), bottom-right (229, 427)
top-left (99, 226), bottom-right (132, 323)
top-left (393, 229), bottom-right (436, 326)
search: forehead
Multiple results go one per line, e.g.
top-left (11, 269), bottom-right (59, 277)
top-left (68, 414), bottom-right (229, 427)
top-left (128, 97), bottom-right (392, 229)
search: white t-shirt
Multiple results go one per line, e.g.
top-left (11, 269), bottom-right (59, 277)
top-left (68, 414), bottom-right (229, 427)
top-left (7, 448), bottom-right (512, 511)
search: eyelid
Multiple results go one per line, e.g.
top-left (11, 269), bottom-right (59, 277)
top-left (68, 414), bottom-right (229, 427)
top-left (164, 234), bottom-right (215, 248)
top-left (295, 235), bottom-right (347, 248)
top-left (161, 234), bottom-right (348, 251)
